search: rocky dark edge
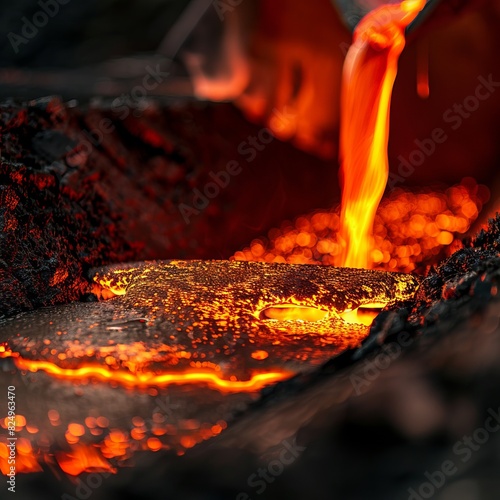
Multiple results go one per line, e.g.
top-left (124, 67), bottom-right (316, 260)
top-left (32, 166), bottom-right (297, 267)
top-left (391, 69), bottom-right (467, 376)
top-left (0, 96), bottom-right (335, 319)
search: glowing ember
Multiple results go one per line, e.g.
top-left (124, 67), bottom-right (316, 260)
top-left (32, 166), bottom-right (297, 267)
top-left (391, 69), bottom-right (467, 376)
top-left (338, 0), bottom-right (426, 268)
top-left (56, 444), bottom-right (116, 476)
top-left (233, 180), bottom-right (489, 274)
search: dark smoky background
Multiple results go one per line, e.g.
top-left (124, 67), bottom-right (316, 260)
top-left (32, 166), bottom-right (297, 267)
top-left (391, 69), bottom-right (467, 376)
top-left (0, 0), bottom-right (192, 68)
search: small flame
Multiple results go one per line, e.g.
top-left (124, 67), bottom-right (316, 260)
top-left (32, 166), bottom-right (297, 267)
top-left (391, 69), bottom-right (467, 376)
top-left (56, 445), bottom-right (116, 476)
top-left (338, 0), bottom-right (426, 269)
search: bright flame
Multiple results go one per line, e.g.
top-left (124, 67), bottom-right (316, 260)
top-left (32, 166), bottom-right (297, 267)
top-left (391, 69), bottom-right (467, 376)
top-left (338, 0), bottom-right (426, 269)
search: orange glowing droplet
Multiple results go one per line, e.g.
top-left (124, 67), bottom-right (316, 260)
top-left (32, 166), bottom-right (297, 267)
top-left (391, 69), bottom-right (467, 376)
top-left (339, 0), bottom-right (426, 269)
top-left (251, 350), bottom-right (269, 360)
top-left (211, 424), bottom-right (223, 435)
top-left (131, 428), bottom-right (145, 440)
top-left (180, 436), bottom-right (197, 449)
top-left (96, 416), bottom-right (109, 428)
top-left (85, 417), bottom-right (96, 429)
top-left (48, 409), bottom-right (60, 422)
top-left (109, 429), bottom-right (127, 443)
top-left (131, 416), bottom-right (145, 427)
top-left (68, 423), bottom-right (85, 437)
top-left (417, 39), bottom-right (430, 99)
top-left (65, 431), bottom-right (80, 445)
top-left (147, 437), bottom-right (162, 452)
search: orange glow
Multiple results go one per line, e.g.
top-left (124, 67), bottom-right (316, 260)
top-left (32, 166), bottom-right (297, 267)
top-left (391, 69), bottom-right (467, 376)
top-left (0, 351), bottom-right (290, 393)
top-left (186, 7), bottom-right (250, 101)
top-left (338, 0), bottom-right (426, 269)
top-left (0, 438), bottom-right (41, 474)
top-left (258, 304), bottom-right (328, 321)
top-left (251, 350), bottom-right (269, 360)
top-left (68, 423), bottom-right (86, 437)
top-left (55, 445), bottom-right (116, 476)
top-left (233, 180), bottom-right (488, 274)
top-left (341, 303), bottom-right (387, 326)
top-left (146, 437), bottom-right (162, 452)
top-left (417, 39), bottom-right (430, 99)
top-left (0, 257), bottom-right (419, 476)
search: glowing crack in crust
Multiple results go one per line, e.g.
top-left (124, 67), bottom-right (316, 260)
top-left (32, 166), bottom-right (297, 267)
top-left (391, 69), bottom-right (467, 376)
top-left (1, 260), bottom-right (420, 391)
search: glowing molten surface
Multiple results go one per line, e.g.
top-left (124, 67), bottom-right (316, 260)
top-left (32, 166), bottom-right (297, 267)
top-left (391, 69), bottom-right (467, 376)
top-left (258, 304), bottom-right (329, 322)
top-left (338, 0), bottom-right (426, 268)
top-left (0, 261), bottom-right (419, 477)
top-left (2, 351), bottom-right (289, 393)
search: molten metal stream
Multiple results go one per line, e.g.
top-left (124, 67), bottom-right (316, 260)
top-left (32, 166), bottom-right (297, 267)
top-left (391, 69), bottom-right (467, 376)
top-left (339, 0), bottom-right (426, 269)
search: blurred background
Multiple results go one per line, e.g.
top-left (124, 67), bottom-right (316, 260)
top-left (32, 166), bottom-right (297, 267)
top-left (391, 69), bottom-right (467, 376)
top-left (0, 0), bottom-right (191, 68)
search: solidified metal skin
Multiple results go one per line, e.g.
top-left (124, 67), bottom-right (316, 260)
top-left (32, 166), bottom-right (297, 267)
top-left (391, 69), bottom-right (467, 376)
top-left (0, 260), bottom-right (420, 387)
top-left (0, 260), bottom-right (419, 472)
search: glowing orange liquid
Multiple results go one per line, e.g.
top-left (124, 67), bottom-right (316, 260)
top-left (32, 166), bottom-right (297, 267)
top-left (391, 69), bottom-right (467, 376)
top-left (339, 0), bottom-right (426, 269)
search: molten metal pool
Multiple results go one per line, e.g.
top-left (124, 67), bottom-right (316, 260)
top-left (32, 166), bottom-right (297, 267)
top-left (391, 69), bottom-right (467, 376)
top-left (0, 260), bottom-right (418, 474)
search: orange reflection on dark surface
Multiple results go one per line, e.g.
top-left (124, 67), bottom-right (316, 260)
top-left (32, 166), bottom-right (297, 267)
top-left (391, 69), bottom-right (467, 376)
top-left (0, 437), bottom-right (41, 475)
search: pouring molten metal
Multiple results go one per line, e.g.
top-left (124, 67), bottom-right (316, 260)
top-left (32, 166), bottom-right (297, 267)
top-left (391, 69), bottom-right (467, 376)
top-left (338, 0), bottom-right (426, 268)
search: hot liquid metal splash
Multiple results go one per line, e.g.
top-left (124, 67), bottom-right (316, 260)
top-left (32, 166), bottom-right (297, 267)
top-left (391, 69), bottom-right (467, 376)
top-left (338, 0), bottom-right (426, 268)
top-left (0, 261), bottom-right (419, 474)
